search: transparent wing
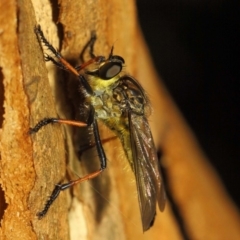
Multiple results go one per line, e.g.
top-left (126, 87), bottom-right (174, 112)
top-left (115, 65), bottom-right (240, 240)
top-left (129, 112), bottom-right (166, 231)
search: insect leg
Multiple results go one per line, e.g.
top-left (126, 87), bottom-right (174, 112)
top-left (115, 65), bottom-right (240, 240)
top-left (79, 136), bottom-right (117, 157)
top-left (79, 31), bottom-right (97, 62)
top-left (35, 25), bottom-right (102, 74)
top-left (37, 168), bottom-right (103, 218)
top-left (77, 106), bottom-right (107, 169)
top-left (44, 54), bottom-right (68, 71)
top-left (29, 118), bottom-right (87, 134)
top-left (78, 105), bottom-right (117, 156)
top-left (36, 119), bottom-right (107, 219)
top-left (35, 25), bottom-right (102, 91)
top-left (35, 25), bottom-right (80, 77)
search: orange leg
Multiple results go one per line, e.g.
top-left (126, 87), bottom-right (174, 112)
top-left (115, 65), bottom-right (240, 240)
top-left (30, 117), bottom-right (107, 218)
top-left (29, 118), bottom-right (87, 134)
top-left (35, 25), bottom-right (104, 76)
top-left (37, 168), bottom-right (103, 219)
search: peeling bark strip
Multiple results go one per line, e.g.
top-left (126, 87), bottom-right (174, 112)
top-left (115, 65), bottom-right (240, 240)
top-left (0, 0), bottom-right (240, 240)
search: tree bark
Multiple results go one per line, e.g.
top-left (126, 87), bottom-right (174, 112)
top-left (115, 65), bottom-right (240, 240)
top-left (0, 0), bottom-right (239, 239)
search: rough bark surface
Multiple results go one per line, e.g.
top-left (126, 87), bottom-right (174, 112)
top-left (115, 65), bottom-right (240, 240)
top-left (0, 0), bottom-right (239, 240)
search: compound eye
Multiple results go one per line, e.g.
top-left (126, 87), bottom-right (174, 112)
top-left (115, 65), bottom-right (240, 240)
top-left (99, 62), bottom-right (122, 80)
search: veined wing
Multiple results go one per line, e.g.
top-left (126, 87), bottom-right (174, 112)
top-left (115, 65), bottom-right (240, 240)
top-left (129, 112), bottom-right (166, 231)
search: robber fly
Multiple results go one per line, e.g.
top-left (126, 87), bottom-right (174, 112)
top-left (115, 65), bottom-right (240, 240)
top-left (30, 25), bottom-right (166, 231)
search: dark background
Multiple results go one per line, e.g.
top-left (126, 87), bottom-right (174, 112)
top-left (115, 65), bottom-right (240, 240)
top-left (137, 0), bottom-right (239, 208)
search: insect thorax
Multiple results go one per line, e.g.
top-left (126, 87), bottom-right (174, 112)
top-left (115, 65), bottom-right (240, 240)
top-left (87, 74), bottom-right (145, 117)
